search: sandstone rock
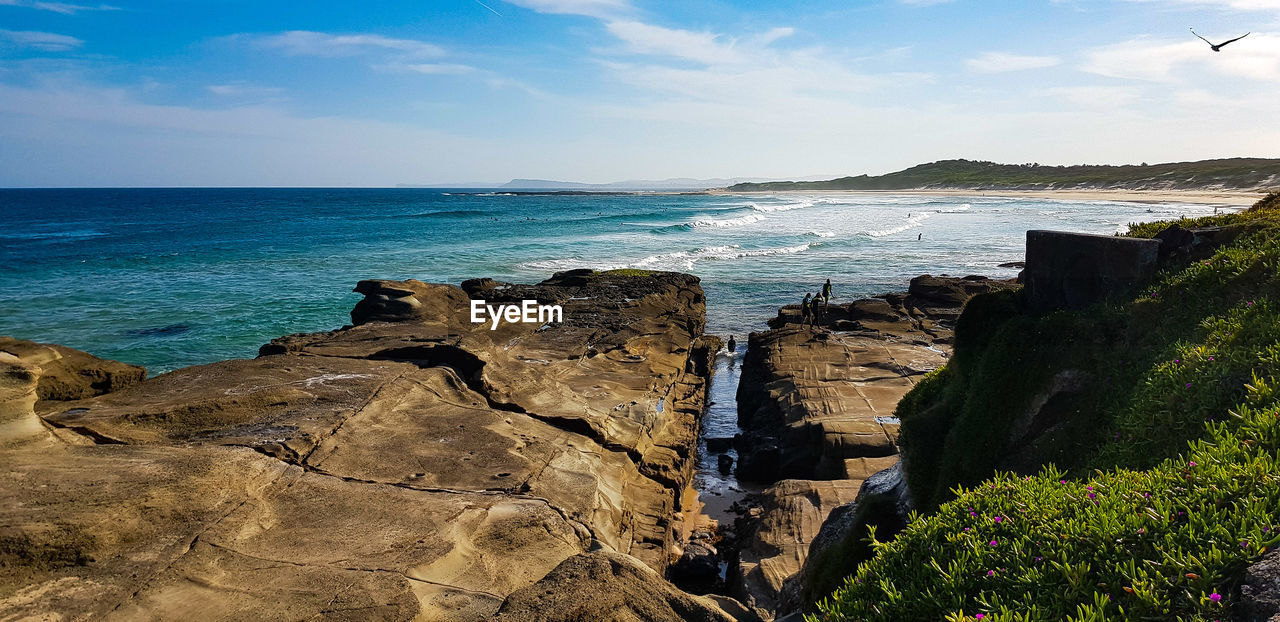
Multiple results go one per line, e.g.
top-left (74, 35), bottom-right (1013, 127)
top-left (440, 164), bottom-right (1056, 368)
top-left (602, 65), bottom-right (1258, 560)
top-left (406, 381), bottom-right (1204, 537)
top-left (775, 462), bottom-right (913, 617)
top-left (0, 354), bottom-right (53, 447)
top-left (4, 270), bottom-right (717, 620)
top-left (1022, 230), bottom-right (1160, 312)
top-left (731, 479), bottom-right (863, 615)
top-left (735, 326), bottom-right (944, 481)
top-left (493, 552), bottom-right (740, 622)
top-left (350, 279), bottom-right (473, 326)
top-left (0, 337), bottom-right (145, 403)
top-left (669, 539), bottom-right (722, 595)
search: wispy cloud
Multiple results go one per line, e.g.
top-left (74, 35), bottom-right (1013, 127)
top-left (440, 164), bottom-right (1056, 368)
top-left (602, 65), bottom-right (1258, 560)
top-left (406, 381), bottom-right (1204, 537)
top-left (604, 20), bottom-right (748, 65)
top-left (251, 31), bottom-right (445, 58)
top-left (1081, 34), bottom-right (1280, 82)
top-left (967, 52), bottom-right (1061, 73)
top-left (0, 0), bottom-right (119, 14)
top-left (376, 62), bottom-right (475, 75)
top-left (1121, 0), bottom-right (1280, 10)
top-left (206, 83), bottom-right (285, 98)
top-left (0, 29), bottom-right (83, 51)
top-left (503, 0), bottom-right (631, 18)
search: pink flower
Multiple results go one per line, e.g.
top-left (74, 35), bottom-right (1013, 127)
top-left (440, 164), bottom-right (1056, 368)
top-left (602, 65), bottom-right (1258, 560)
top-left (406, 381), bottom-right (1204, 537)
top-left (976, 615), bottom-right (985, 619)
top-left (1210, 591), bottom-right (1222, 603)
top-left (994, 516), bottom-right (1004, 523)
top-left (989, 540), bottom-right (998, 547)
top-left (987, 570), bottom-right (994, 576)
top-left (1189, 461), bottom-right (1197, 467)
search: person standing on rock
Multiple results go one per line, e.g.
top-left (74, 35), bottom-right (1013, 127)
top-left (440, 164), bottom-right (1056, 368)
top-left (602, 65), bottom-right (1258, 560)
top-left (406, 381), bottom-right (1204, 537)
top-left (822, 279), bottom-right (833, 313)
top-left (727, 335), bottom-right (736, 352)
top-left (801, 293), bottom-right (813, 328)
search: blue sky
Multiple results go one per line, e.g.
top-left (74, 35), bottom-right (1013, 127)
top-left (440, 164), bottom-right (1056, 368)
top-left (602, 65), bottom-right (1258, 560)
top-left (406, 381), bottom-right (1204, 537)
top-left (1, 0), bottom-right (1277, 186)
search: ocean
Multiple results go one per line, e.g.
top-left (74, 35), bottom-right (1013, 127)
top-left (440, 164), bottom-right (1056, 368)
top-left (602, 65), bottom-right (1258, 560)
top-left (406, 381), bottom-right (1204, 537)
top-left (0, 188), bottom-right (1222, 375)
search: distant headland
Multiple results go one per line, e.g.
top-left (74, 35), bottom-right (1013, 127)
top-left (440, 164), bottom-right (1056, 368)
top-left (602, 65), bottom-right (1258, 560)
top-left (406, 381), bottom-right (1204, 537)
top-left (724, 157), bottom-right (1280, 192)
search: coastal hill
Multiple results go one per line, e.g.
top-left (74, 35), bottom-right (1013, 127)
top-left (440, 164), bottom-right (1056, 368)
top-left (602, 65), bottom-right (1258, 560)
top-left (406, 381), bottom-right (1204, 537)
top-left (725, 157), bottom-right (1280, 192)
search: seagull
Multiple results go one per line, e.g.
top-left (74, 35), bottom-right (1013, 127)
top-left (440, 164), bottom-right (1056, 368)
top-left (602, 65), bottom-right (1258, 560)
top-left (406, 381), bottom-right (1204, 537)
top-left (1190, 28), bottom-right (1249, 52)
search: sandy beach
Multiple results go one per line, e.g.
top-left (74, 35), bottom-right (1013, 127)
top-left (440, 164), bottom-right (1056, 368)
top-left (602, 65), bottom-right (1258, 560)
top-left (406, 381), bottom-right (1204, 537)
top-left (711, 188), bottom-right (1267, 206)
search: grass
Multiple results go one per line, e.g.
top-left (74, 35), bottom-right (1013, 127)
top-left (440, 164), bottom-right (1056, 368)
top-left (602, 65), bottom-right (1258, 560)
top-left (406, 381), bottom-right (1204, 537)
top-left (811, 192), bottom-right (1280, 620)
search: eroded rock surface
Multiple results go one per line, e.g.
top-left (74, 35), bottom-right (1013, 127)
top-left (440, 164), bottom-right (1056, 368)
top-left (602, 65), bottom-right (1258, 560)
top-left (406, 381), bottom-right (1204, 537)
top-left (2, 270), bottom-right (742, 621)
top-left (0, 337), bottom-right (146, 403)
top-left (730, 275), bottom-right (1014, 616)
top-left (494, 552), bottom-right (741, 622)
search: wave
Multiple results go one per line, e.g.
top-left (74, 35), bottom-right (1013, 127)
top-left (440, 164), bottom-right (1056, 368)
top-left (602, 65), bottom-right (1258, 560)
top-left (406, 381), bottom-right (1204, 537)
top-left (408, 209), bottom-right (489, 218)
top-left (522, 242), bottom-right (816, 272)
top-left (807, 230), bottom-right (836, 238)
top-left (934, 203), bottom-right (971, 213)
top-left (862, 213), bottom-right (931, 237)
top-left (748, 200), bottom-right (815, 213)
top-left (653, 213), bottom-right (767, 233)
top-left (0, 229), bottom-right (107, 241)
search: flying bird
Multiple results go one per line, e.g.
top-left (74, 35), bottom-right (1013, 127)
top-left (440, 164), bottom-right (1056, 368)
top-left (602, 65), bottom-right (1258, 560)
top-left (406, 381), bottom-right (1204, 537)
top-left (1190, 28), bottom-right (1249, 52)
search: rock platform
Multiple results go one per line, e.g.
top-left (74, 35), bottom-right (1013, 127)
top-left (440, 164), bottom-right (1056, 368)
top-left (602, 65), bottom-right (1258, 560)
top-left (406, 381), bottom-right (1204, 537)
top-left (0, 269), bottom-right (746, 621)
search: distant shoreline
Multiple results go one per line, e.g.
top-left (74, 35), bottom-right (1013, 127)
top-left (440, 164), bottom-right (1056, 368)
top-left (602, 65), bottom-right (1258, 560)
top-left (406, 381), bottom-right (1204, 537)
top-left (707, 187), bottom-right (1265, 206)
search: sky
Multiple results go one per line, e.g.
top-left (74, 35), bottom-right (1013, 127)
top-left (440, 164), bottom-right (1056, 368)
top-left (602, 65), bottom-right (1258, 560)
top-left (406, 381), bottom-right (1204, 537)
top-left (0, 0), bottom-right (1278, 187)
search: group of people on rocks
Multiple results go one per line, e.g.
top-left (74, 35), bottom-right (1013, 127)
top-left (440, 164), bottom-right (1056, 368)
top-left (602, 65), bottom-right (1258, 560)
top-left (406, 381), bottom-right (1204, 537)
top-left (800, 278), bottom-right (833, 329)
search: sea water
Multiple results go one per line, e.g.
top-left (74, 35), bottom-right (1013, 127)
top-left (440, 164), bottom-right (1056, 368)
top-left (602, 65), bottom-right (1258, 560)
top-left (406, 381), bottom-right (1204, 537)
top-left (0, 188), bottom-right (1222, 374)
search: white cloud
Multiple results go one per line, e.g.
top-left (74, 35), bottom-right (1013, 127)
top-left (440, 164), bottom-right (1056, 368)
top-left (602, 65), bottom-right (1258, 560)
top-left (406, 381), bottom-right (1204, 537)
top-left (252, 31), bottom-right (445, 59)
top-left (1081, 34), bottom-right (1280, 82)
top-left (898, 0), bottom-right (954, 5)
top-left (503, 0), bottom-right (630, 18)
top-left (0, 0), bottom-right (118, 14)
top-left (0, 29), bottom-right (83, 51)
top-left (966, 52), bottom-right (1061, 73)
top-left (376, 62), bottom-right (475, 75)
top-left (1036, 85), bottom-right (1146, 109)
top-left (604, 21), bottom-right (745, 65)
top-left (1122, 0), bottom-right (1280, 10)
top-left (206, 83), bottom-right (285, 98)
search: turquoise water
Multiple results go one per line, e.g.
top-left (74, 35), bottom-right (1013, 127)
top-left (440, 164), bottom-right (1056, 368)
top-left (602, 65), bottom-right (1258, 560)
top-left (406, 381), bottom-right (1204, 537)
top-left (0, 188), bottom-right (1223, 374)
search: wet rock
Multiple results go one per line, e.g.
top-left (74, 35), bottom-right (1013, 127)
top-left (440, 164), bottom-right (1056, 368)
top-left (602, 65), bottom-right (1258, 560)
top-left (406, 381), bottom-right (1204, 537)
top-left (706, 436), bottom-right (734, 453)
top-left (0, 337), bottom-right (145, 403)
top-left (669, 539), bottom-right (722, 595)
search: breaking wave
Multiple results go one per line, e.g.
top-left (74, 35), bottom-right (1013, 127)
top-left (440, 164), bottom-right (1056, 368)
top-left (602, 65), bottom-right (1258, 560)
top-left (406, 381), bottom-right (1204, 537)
top-left (521, 242), bottom-right (816, 272)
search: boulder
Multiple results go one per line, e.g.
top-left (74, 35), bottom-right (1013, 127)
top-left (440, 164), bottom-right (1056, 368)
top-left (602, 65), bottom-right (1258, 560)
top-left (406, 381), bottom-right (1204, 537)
top-left (1022, 230), bottom-right (1160, 312)
top-left (1239, 549), bottom-right (1280, 621)
top-left (730, 479), bottom-right (863, 615)
top-left (349, 279), bottom-right (473, 326)
top-left (775, 462), bottom-right (913, 616)
top-left (493, 552), bottom-right (741, 622)
top-left (0, 337), bottom-right (145, 403)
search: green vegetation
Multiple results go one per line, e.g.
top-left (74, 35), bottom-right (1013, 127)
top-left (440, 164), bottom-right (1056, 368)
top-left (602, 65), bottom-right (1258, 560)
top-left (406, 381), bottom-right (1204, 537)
top-left (812, 193), bottom-right (1280, 621)
top-left (602, 268), bottom-right (659, 277)
top-left (728, 158), bottom-right (1280, 192)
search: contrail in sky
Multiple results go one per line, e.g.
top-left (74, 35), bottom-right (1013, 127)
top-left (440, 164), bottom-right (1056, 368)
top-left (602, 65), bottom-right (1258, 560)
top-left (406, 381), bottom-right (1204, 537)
top-left (474, 0), bottom-right (502, 16)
